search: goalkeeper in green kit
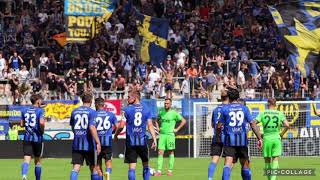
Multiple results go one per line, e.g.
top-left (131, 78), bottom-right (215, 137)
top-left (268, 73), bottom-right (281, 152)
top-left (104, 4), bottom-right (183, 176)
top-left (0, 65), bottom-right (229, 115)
top-left (154, 98), bottom-right (186, 176)
top-left (255, 98), bottom-right (290, 180)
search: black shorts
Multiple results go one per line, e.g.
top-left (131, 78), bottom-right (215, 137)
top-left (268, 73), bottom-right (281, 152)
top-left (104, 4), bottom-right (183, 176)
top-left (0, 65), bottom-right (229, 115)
top-left (98, 146), bottom-right (112, 162)
top-left (223, 146), bottom-right (250, 163)
top-left (23, 141), bottom-right (44, 157)
top-left (165, 83), bottom-right (173, 91)
top-left (210, 143), bottom-right (223, 156)
top-left (71, 150), bottom-right (96, 166)
top-left (124, 144), bottom-right (149, 163)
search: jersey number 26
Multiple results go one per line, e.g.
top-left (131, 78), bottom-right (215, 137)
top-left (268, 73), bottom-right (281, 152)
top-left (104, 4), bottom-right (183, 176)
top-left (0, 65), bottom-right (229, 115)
top-left (96, 116), bottom-right (111, 130)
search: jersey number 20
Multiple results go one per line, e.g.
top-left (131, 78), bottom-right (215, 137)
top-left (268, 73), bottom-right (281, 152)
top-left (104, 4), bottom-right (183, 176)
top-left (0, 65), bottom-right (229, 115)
top-left (229, 111), bottom-right (244, 127)
top-left (74, 114), bottom-right (88, 129)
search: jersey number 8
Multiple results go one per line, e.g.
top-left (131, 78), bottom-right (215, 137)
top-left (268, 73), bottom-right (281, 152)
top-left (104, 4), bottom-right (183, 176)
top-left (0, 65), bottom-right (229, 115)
top-left (74, 114), bottom-right (89, 130)
top-left (96, 116), bottom-right (111, 130)
top-left (25, 113), bottom-right (36, 127)
top-left (134, 112), bottom-right (142, 126)
top-left (229, 111), bottom-right (244, 127)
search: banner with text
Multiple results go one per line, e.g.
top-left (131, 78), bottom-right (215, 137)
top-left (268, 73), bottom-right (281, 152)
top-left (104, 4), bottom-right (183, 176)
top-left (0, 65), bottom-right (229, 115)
top-left (44, 100), bottom-right (80, 120)
top-left (64, 0), bottom-right (115, 43)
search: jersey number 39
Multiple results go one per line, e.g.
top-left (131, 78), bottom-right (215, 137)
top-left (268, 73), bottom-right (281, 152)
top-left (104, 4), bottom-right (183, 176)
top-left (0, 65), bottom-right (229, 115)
top-left (229, 111), bottom-right (244, 127)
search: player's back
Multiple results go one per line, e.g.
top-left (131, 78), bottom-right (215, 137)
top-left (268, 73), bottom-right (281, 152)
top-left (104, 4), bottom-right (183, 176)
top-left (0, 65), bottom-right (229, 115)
top-left (22, 106), bottom-right (44, 142)
top-left (124, 104), bottom-right (151, 146)
top-left (221, 103), bottom-right (253, 146)
top-left (95, 109), bottom-right (117, 146)
top-left (212, 104), bottom-right (225, 129)
top-left (70, 106), bottom-right (96, 151)
top-left (257, 109), bottom-right (285, 139)
top-left (212, 104), bottom-right (225, 143)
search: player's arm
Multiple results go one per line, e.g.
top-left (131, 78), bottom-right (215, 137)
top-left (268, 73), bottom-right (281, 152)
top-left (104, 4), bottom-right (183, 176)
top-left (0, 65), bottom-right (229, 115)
top-left (174, 117), bottom-right (186, 133)
top-left (147, 118), bottom-right (157, 150)
top-left (211, 111), bottom-right (215, 128)
top-left (70, 111), bottom-right (75, 132)
top-left (280, 119), bottom-right (290, 138)
top-left (114, 112), bottom-right (126, 142)
top-left (312, 103), bottom-right (320, 117)
top-left (247, 108), bottom-right (262, 149)
top-left (112, 114), bottom-right (119, 134)
top-left (155, 119), bottom-right (160, 132)
top-left (20, 110), bottom-right (25, 127)
top-left (89, 125), bottom-right (101, 153)
top-left (249, 120), bottom-right (262, 141)
top-left (39, 109), bottom-right (46, 133)
top-left (89, 113), bottom-right (101, 153)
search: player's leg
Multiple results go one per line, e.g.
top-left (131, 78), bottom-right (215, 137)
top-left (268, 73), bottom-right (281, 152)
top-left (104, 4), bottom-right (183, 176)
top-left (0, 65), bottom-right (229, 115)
top-left (87, 150), bottom-right (102, 180)
top-left (208, 143), bottom-right (223, 180)
top-left (263, 139), bottom-right (273, 180)
top-left (22, 141), bottom-right (33, 179)
top-left (239, 147), bottom-right (252, 180)
top-left (125, 145), bottom-right (138, 180)
top-left (167, 134), bottom-right (176, 176)
top-left (104, 147), bottom-right (113, 180)
top-left (105, 159), bottom-right (112, 180)
top-left (96, 149), bottom-right (105, 180)
top-left (222, 146), bottom-right (235, 180)
top-left (270, 139), bottom-right (282, 180)
top-left (128, 163), bottom-right (137, 180)
top-left (33, 142), bottom-right (44, 180)
top-left (70, 151), bottom-right (84, 180)
top-left (270, 157), bottom-right (279, 180)
top-left (264, 158), bottom-right (272, 180)
top-left (137, 145), bottom-right (151, 180)
top-left (155, 134), bottom-right (166, 175)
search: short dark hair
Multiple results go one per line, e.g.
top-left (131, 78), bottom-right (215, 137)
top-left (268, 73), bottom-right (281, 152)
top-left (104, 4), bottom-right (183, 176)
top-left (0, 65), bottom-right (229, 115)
top-left (221, 90), bottom-right (228, 101)
top-left (81, 93), bottom-right (93, 104)
top-left (238, 98), bottom-right (246, 105)
top-left (165, 98), bottom-right (172, 102)
top-left (30, 94), bottom-right (41, 105)
top-left (95, 97), bottom-right (105, 106)
top-left (227, 88), bottom-right (240, 102)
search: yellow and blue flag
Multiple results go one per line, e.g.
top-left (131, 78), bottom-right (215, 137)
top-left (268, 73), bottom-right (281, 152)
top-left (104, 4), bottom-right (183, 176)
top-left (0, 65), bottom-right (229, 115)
top-left (64, 0), bottom-right (116, 43)
top-left (269, 0), bottom-right (320, 76)
top-left (135, 11), bottom-right (169, 66)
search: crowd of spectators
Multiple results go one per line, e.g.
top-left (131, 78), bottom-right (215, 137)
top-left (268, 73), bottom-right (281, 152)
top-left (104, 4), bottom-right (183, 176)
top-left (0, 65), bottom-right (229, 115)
top-left (0, 0), bottom-right (319, 104)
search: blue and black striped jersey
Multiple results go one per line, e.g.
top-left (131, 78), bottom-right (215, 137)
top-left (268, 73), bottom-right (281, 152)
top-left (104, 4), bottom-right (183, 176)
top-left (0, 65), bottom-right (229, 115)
top-left (124, 104), bottom-right (151, 146)
top-left (95, 109), bottom-right (117, 147)
top-left (70, 106), bottom-right (96, 151)
top-left (220, 103), bottom-right (253, 146)
top-left (22, 107), bottom-right (45, 142)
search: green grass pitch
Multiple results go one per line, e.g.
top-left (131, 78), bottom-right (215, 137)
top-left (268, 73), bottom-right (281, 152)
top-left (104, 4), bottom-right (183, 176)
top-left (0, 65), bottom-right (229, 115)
top-left (0, 157), bottom-right (319, 180)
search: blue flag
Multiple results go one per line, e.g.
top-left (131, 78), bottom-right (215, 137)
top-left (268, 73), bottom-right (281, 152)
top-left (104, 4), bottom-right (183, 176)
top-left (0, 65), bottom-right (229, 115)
top-left (135, 11), bottom-right (169, 67)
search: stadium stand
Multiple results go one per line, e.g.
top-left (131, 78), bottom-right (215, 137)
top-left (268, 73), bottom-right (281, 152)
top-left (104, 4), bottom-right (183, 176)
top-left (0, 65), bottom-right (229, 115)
top-left (0, 0), bottom-right (318, 105)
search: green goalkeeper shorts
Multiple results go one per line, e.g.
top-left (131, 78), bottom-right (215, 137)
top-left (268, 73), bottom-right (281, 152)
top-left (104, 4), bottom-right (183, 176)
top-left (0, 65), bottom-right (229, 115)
top-left (263, 138), bottom-right (282, 158)
top-left (158, 134), bottom-right (175, 150)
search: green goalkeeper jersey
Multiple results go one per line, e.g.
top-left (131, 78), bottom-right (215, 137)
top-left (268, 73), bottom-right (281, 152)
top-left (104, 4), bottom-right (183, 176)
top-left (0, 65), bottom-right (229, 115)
top-left (158, 108), bottom-right (183, 135)
top-left (256, 109), bottom-right (286, 139)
